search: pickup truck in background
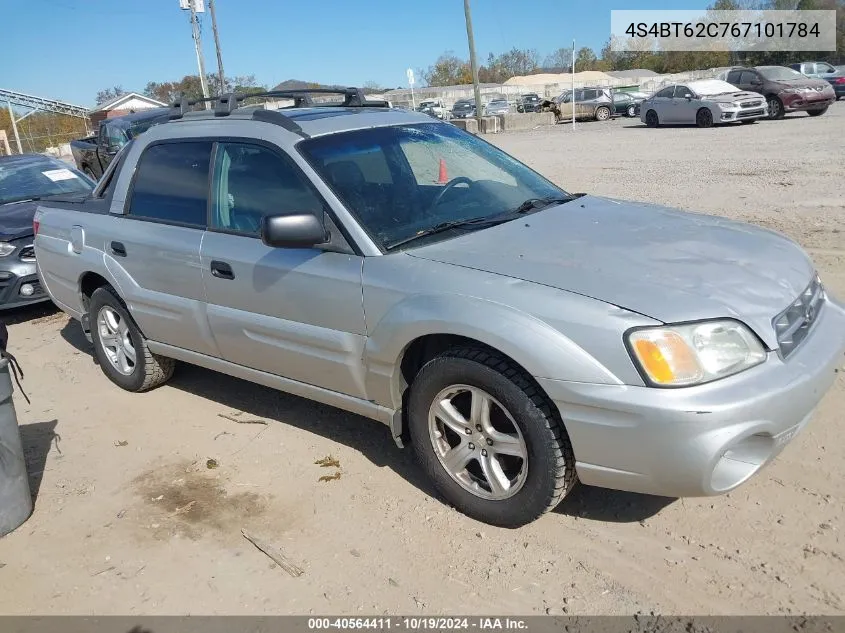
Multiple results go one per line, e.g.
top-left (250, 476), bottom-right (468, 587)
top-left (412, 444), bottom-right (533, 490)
top-left (70, 108), bottom-right (167, 180)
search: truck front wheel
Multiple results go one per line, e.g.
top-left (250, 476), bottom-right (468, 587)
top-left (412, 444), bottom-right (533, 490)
top-left (407, 346), bottom-right (576, 527)
top-left (88, 286), bottom-right (175, 392)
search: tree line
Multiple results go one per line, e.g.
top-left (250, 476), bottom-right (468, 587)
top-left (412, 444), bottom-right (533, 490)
top-left (421, 0), bottom-right (844, 86)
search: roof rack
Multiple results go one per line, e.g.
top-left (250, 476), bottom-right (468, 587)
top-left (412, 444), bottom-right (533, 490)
top-left (168, 86), bottom-right (389, 121)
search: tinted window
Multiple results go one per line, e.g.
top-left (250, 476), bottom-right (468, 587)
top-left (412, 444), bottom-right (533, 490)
top-left (816, 62), bottom-right (835, 73)
top-left (739, 71), bottom-right (759, 84)
top-left (673, 85), bottom-right (692, 98)
top-left (128, 142), bottom-right (212, 226)
top-left (211, 142), bottom-right (323, 236)
top-left (654, 87), bottom-right (674, 98)
top-left (726, 70), bottom-right (742, 84)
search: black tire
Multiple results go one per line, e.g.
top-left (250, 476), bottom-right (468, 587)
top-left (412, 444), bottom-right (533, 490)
top-left (645, 109), bottom-right (659, 127)
top-left (88, 286), bottom-right (175, 392)
top-left (696, 108), bottom-right (714, 128)
top-left (767, 95), bottom-right (785, 120)
top-left (807, 107), bottom-right (828, 117)
top-left (627, 104), bottom-right (636, 117)
top-left (595, 106), bottom-right (611, 121)
top-left (407, 347), bottom-right (576, 528)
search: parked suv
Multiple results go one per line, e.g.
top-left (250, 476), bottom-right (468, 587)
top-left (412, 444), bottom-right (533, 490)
top-left (555, 87), bottom-right (614, 121)
top-left (789, 61), bottom-right (845, 100)
top-left (720, 66), bottom-right (835, 118)
top-left (33, 87), bottom-right (845, 528)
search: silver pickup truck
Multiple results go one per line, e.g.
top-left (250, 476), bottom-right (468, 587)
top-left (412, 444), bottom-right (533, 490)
top-left (34, 88), bottom-right (845, 527)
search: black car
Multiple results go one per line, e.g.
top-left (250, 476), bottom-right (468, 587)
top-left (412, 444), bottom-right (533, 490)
top-left (516, 93), bottom-right (541, 113)
top-left (0, 154), bottom-right (94, 309)
top-left (612, 92), bottom-right (644, 117)
top-left (450, 99), bottom-right (476, 119)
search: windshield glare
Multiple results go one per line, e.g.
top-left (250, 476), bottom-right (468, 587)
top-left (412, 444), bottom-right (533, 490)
top-left (0, 159), bottom-right (93, 206)
top-left (759, 66), bottom-right (805, 81)
top-left (300, 122), bottom-right (568, 249)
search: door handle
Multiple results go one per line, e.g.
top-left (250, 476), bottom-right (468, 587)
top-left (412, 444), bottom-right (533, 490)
top-left (110, 241), bottom-right (126, 257)
top-left (210, 260), bottom-right (235, 280)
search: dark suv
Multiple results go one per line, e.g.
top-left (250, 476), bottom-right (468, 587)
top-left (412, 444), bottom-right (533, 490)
top-left (720, 66), bottom-right (835, 119)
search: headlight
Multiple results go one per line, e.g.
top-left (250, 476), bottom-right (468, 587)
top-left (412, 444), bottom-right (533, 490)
top-left (627, 320), bottom-right (767, 387)
top-left (0, 243), bottom-right (16, 257)
top-left (718, 102), bottom-right (738, 110)
top-left (781, 88), bottom-right (799, 94)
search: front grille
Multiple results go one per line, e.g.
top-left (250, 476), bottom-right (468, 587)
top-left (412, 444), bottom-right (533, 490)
top-left (19, 245), bottom-right (35, 262)
top-left (737, 109), bottom-right (765, 118)
top-left (773, 275), bottom-right (824, 358)
top-left (740, 100), bottom-right (763, 108)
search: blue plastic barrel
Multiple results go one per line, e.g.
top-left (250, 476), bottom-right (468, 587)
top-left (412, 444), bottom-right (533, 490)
top-left (0, 358), bottom-right (32, 537)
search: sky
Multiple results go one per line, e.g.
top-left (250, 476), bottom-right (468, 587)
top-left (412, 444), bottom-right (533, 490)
top-left (2, 0), bottom-right (706, 107)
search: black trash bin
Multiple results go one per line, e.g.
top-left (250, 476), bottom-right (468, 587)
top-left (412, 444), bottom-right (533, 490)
top-left (0, 322), bottom-right (32, 537)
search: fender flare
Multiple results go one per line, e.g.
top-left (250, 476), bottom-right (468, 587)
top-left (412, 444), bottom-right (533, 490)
top-left (364, 293), bottom-right (621, 411)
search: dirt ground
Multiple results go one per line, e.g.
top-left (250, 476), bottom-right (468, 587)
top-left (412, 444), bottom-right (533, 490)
top-left (1, 105), bottom-right (843, 616)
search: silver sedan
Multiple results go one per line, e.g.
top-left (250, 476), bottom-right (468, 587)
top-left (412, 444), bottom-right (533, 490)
top-left (640, 79), bottom-right (768, 128)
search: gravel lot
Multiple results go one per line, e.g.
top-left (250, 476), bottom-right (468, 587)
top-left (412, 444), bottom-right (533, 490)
top-left (1, 104), bottom-right (843, 616)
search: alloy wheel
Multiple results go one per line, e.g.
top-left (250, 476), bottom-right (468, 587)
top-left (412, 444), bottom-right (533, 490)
top-left (427, 384), bottom-right (528, 500)
top-left (97, 306), bottom-right (137, 376)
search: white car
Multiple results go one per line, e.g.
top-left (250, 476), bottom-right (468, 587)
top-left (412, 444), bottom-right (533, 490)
top-left (639, 79), bottom-right (768, 128)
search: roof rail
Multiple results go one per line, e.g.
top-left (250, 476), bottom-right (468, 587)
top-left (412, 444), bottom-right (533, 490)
top-left (168, 86), bottom-right (388, 120)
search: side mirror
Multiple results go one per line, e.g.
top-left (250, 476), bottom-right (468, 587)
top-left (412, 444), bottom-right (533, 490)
top-left (261, 213), bottom-right (328, 249)
top-left (685, 94), bottom-right (692, 101)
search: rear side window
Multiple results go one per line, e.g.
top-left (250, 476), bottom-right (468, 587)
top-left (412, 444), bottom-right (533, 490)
top-left (128, 142), bottom-right (212, 227)
top-left (727, 70), bottom-right (742, 84)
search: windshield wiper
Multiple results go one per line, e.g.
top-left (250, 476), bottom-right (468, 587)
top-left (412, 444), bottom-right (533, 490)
top-left (385, 214), bottom-right (517, 250)
top-left (0, 196), bottom-right (40, 206)
top-left (512, 195), bottom-right (576, 214)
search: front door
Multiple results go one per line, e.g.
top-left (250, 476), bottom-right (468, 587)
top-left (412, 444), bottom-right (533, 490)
top-left (200, 141), bottom-right (368, 399)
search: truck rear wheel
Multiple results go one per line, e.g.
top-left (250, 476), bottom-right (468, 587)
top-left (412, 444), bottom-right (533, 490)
top-left (88, 286), bottom-right (175, 392)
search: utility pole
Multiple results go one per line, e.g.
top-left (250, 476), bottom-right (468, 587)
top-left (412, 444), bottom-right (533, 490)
top-left (189, 0), bottom-right (211, 108)
top-left (463, 0), bottom-right (483, 130)
top-left (208, 0), bottom-right (225, 93)
top-left (6, 101), bottom-right (22, 154)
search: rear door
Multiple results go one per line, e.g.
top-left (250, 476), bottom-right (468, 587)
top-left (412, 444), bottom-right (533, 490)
top-left (114, 140), bottom-right (219, 357)
top-left (200, 140), bottom-right (368, 398)
top-left (649, 86), bottom-right (675, 122)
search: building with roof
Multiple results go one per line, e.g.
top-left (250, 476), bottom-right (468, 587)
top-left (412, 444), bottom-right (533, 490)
top-left (88, 92), bottom-right (167, 126)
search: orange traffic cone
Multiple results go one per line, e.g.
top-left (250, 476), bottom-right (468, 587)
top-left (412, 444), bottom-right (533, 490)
top-left (436, 158), bottom-right (448, 184)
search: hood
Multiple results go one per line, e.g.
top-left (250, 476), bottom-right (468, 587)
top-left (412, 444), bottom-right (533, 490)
top-left (774, 77), bottom-right (830, 90)
top-left (408, 196), bottom-right (815, 349)
top-left (704, 91), bottom-right (763, 103)
top-left (0, 199), bottom-right (38, 241)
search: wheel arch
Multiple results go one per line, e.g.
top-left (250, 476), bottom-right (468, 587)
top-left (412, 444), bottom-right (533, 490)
top-left (364, 294), bottom-right (620, 443)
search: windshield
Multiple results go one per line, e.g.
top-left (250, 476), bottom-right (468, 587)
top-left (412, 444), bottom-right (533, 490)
top-left (0, 158), bottom-right (93, 206)
top-left (758, 66), bottom-right (805, 81)
top-left (689, 79), bottom-right (741, 96)
top-left (299, 122), bottom-right (569, 250)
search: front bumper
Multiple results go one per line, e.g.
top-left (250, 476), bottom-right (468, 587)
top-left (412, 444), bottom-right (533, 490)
top-left (538, 295), bottom-right (845, 498)
top-left (782, 92), bottom-right (835, 111)
top-left (0, 262), bottom-right (49, 310)
top-left (719, 106), bottom-right (768, 121)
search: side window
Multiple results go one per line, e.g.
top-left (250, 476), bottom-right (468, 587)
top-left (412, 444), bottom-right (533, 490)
top-left (103, 123), bottom-right (127, 150)
top-left (128, 141), bottom-right (212, 227)
top-left (727, 70), bottom-right (743, 84)
top-left (581, 89), bottom-right (597, 100)
top-left (654, 87), bottom-right (674, 98)
top-left (740, 71), bottom-right (758, 85)
top-left (673, 85), bottom-right (691, 98)
top-left (817, 62), bottom-right (835, 74)
top-left (211, 142), bottom-right (323, 236)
